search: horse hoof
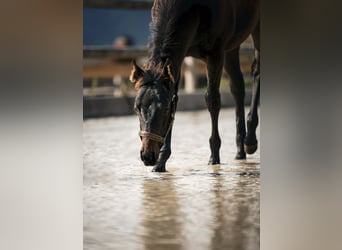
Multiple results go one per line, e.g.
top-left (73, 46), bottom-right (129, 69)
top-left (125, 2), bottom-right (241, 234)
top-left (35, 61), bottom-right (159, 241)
top-left (208, 156), bottom-right (220, 165)
top-left (244, 143), bottom-right (258, 154)
top-left (235, 151), bottom-right (246, 160)
top-left (152, 164), bottom-right (166, 172)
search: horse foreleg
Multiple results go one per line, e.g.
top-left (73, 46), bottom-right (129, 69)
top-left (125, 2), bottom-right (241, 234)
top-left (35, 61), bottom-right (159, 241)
top-left (152, 130), bottom-right (172, 172)
top-left (244, 48), bottom-right (260, 154)
top-left (224, 48), bottom-right (247, 159)
top-left (205, 53), bottom-right (223, 165)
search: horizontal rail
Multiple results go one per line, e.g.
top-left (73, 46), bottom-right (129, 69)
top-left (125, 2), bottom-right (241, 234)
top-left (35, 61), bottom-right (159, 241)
top-left (83, 46), bottom-right (254, 60)
top-left (83, 46), bottom-right (148, 59)
top-left (84, 0), bottom-right (153, 9)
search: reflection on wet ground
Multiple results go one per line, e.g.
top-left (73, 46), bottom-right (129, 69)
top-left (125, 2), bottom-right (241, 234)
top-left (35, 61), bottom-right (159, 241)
top-left (84, 108), bottom-right (260, 250)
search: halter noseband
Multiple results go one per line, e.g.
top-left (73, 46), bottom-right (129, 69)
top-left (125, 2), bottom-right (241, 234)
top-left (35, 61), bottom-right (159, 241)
top-left (139, 95), bottom-right (177, 144)
top-left (139, 131), bottom-right (165, 143)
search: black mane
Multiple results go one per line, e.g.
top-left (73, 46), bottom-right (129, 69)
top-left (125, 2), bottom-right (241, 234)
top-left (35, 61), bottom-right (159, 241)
top-left (148, 0), bottom-right (179, 64)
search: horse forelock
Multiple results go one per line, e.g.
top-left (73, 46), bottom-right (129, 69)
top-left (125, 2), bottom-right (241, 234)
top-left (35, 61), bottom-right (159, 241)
top-left (135, 62), bottom-right (165, 90)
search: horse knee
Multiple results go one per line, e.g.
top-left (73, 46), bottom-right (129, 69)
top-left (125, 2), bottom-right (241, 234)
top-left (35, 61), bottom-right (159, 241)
top-left (205, 91), bottom-right (221, 111)
top-left (230, 86), bottom-right (245, 102)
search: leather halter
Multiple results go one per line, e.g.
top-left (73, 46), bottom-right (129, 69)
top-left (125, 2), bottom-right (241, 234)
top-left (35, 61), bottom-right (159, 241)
top-left (139, 131), bottom-right (165, 143)
top-left (139, 95), bottom-right (177, 144)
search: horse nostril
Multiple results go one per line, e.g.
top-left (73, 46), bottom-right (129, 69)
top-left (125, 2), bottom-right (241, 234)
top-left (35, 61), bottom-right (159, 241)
top-left (141, 151), bottom-right (156, 166)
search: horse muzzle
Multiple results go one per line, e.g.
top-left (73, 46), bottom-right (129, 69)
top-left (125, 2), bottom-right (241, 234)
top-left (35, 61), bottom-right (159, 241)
top-left (140, 137), bottom-right (161, 166)
top-left (140, 150), bottom-right (157, 166)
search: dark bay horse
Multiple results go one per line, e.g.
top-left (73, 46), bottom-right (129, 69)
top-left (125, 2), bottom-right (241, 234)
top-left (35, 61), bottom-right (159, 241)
top-left (130, 0), bottom-right (260, 172)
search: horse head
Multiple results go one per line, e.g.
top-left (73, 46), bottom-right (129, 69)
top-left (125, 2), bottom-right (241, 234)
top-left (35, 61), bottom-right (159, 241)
top-left (130, 59), bottom-right (177, 166)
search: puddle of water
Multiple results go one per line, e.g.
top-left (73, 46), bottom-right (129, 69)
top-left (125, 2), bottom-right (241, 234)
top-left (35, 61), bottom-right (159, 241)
top-left (84, 108), bottom-right (260, 250)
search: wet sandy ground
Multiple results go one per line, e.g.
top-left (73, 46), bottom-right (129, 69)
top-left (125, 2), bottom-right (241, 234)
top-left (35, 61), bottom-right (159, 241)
top-left (84, 108), bottom-right (260, 250)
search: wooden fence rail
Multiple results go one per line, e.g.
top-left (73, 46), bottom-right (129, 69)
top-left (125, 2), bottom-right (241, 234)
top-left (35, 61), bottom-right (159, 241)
top-left (83, 46), bottom-right (253, 60)
top-left (83, 46), bottom-right (148, 59)
top-left (84, 0), bottom-right (153, 9)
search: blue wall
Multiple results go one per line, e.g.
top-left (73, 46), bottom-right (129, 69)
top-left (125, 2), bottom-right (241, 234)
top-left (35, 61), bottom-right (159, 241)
top-left (83, 8), bottom-right (151, 46)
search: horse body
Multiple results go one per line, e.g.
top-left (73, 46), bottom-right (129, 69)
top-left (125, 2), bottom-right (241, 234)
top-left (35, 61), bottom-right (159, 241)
top-left (131, 0), bottom-right (260, 172)
top-left (150, 0), bottom-right (259, 61)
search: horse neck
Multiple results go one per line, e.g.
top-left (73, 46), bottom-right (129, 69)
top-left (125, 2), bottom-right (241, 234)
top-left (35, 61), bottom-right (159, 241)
top-left (148, 28), bottom-right (196, 84)
top-left (148, 2), bottom-right (200, 82)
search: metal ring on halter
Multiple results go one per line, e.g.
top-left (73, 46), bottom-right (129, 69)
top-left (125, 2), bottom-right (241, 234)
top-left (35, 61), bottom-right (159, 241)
top-left (139, 131), bottom-right (164, 143)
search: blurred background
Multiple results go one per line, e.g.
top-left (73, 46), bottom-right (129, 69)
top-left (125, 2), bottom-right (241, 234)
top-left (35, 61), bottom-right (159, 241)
top-left (83, 0), bottom-right (254, 118)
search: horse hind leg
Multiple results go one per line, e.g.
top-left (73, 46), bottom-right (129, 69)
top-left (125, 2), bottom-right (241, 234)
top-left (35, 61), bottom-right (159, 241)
top-left (244, 26), bottom-right (260, 155)
top-left (224, 48), bottom-right (246, 159)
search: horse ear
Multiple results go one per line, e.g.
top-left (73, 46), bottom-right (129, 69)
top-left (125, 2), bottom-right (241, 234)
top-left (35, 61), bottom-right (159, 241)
top-left (129, 60), bottom-right (144, 83)
top-left (163, 58), bottom-right (176, 84)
